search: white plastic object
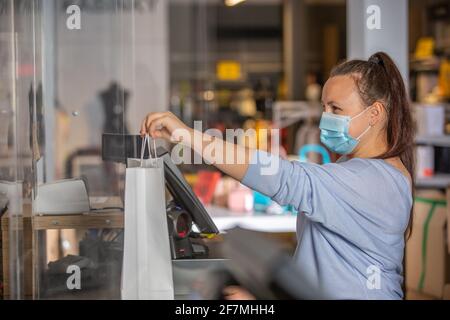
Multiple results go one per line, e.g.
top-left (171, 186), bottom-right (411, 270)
top-left (34, 178), bottom-right (90, 215)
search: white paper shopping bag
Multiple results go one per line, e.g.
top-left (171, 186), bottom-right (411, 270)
top-left (121, 135), bottom-right (174, 300)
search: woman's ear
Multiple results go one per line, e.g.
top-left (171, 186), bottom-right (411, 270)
top-left (369, 101), bottom-right (386, 126)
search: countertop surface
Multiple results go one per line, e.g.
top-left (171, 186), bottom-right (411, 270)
top-left (205, 205), bottom-right (297, 233)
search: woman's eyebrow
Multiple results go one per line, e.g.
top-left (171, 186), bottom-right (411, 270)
top-left (322, 100), bottom-right (339, 106)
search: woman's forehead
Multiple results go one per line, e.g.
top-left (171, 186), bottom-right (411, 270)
top-left (322, 75), bottom-right (361, 105)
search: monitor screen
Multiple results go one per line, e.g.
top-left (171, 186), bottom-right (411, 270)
top-left (156, 147), bottom-right (219, 235)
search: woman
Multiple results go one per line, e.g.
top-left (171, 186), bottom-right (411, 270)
top-left (141, 52), bottom-right (414, 300)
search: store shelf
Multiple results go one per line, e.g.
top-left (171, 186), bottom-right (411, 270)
top-left (415, 135), bottom-right (450, 147)
top-left (416, 174), bottom-right (450, 189)
top-left (272, 101), bottom-right (322, 129)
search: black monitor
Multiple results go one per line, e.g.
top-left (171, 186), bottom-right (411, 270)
top-left (156, 147), bottom-right (219, 235)
top-left (102, 134), bottom-right (219, 235)
top-left (102, 134), bottom-right (142, 164)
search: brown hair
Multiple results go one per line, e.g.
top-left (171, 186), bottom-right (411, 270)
top-left (330, 52), bottom-right (415, 239)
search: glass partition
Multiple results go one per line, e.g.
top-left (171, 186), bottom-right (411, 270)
top-left (1, 0), bottom-right (293, 300)
top-left (1, 0), bottom-right (171, 299)
top-left (0, 0), bottom-right (43, 300)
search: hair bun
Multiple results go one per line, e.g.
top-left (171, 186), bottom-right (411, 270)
top-left (368, 54), bottom-right (384, 67)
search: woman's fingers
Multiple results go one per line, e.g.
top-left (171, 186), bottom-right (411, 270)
top-left (140, 111), bottom-right (190, 144)
top-left (140, 114), bottom-right (155, 136)
top-left (140, 118), bottom-right (148, 136)
top-left (148, 115), bottom-right (169, 137)
top-left (153, 127), bottom-right (172, 141)
top-left (146, 112), bottom-right (165, 131)
top-left (140, 112), bottom-right (168, 136)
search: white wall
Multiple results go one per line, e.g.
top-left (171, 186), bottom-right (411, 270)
top-left (56, 1), bottom-right (168, 152)
top-left (347, 0), bottom-right (408, 82)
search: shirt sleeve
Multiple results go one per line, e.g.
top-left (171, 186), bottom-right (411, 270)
top-left (241, 149), bottom-right (407, 231)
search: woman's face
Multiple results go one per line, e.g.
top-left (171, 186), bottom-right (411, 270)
top-left (321, 75), bottom-right (371, 138)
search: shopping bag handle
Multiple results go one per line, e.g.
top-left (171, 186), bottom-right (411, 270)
top-left (140, 134), bottom-right (157, 167)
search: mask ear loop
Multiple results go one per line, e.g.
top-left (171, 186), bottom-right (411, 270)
top-left (352, 107), bottom-right (374, 141)
top-left (350, 106), bottom-right (371, 121)
top-left (356, 125), bottom-right (372, 141)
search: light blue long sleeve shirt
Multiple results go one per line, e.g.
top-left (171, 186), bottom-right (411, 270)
top-left (241, 150), bottom-right (412, 300)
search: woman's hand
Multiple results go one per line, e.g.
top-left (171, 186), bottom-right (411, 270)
top-left (140, 112), bottom-right (193, 146)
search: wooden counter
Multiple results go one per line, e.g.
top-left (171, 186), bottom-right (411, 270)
top-left (1, 206), bottom-right (123, 299)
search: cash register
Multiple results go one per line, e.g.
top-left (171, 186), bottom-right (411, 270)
top-left (102, 134), bottom-right (227, 299)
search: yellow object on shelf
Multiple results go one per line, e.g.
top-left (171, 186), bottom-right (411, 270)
top-left (439, 58), bottom-right (450, 99)
top-left (217, 60), bottom-right (242, 81)
top-left (415, 37), bottom-right (435, 60)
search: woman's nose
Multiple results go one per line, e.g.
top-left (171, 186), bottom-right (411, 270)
top-left (323, 106), bottom-right (333, 113)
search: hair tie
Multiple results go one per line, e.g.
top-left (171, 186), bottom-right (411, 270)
top-left (369, 55), bottom-right (384, 68)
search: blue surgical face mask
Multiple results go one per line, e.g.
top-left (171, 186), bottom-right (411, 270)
top-left (319, 108), bottom-right (371, 155)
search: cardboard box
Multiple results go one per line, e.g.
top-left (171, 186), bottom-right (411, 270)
top-left (406, 289), bottom-right (436, 300)
top-left (448, 188), bottom-right (450, 255)
top-left (407, 285), bottom-right (450, 300)
top-left (444, 284), bottom-right (450, 300)
top-left (406, 190), bottom-right (450, 299)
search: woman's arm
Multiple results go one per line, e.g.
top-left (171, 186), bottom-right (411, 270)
top-left (141, 111), bottom-right (308, 213)
top-left (140, 112), bottom-right (252, 181)
top-left (140, 112), bottom-right (352, 227)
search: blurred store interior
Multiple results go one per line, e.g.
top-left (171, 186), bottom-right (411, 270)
top-left (0, 0), bottom-right (450, 300)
